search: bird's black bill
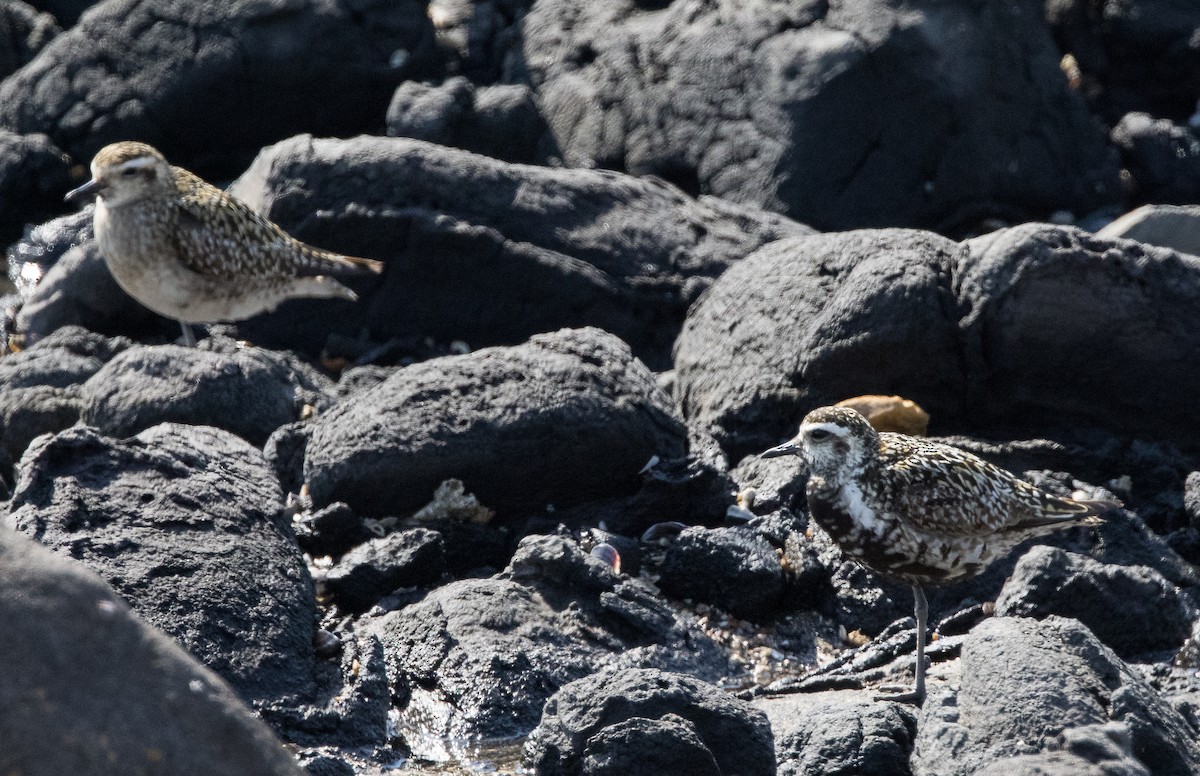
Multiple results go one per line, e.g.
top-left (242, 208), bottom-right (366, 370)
top-left (760, 440), bottom-right (801, 459)
top-left (64, 178), bottom-right (106, 203)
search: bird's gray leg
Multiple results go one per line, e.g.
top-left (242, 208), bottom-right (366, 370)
top-left (873, 585), bottom-right (928, 705)
top-left (178, 321), bottom-right (197, 347)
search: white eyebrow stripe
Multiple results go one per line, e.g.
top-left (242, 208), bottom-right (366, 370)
top-left (117, 156), bottom-right (157, 170)
top-left (800, 421), bottom-right (847, 436)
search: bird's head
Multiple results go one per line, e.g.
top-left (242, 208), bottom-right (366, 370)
top-left (65, 141), bottom-right (174, 209)
top-left (760, 406), bottom-right (880, 482)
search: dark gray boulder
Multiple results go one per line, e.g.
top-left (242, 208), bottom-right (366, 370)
top-left (974, 723), bottom-right (1151, 776)
top-left (0, 528), bottom-right (306, 776)
top-left (0, 1), bottom-right (57, 79)
top-left (995, 546), bottom-right (1194, 658)
top-left (674, 229), bottom-right (964, 461)
top-left (386, 77), bottom-right (553, 164)
top-left (676, 224), bottom-right (1200, 460)
top-left (5, 423), bottom-right (317, 707)
top-left (655, 525), bottom-right (785, 622)
top-left (1111, 112), bottom-right (1200, 203)
top-left (365, 534), bottom-right (728, 744)
top-left (226, 134), bottom-right (808, 367)
top-left (79, 340), bottom-right (334, 446)
top-left (304, 327), bottom-right (686, 518)
top-left (320, 527), bottom-right (445, 613)
top-left (0, 384), bottom-right (81, 469)
top-left (520, 0), bottom-right (1119, 231)
top-left (0, 130), bottom-right (71, 248)
top-left (524, 666), bottom-right (774, 776)
top-left (760, 691), bottom-right (916, 776)
top-left (912, 616), bottom-right (1200, 776)
top-left (0, 325), bottom-right (129, 388)
top-left (1097, 205), bottom-right (1200, 257)
top-left (0, 0), bottom-right (440, 180)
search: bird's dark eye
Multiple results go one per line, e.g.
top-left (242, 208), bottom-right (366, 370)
top-left (809, 428), bottom-right (831, 441)
top-left (121, 167), bottom-right (137, 177)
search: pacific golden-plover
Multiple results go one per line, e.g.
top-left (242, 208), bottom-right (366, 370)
top-left (65, 141), bottom-right (383, 346)
top-left (761, 405), bottom-right (1120, 703)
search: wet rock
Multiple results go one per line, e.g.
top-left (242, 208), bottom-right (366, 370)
top-left (521, 0), bottom-right (1119, 231)
top-left (994, 546), bottom-right (1193, 658)
top-left (304, 327), bottom-right (687, 518)
top-left (0, 130), bottom-right (71, 248)
top-left (365, 535), bottom-right (728, 745)
top-left (675, 229), bottom-right (964, 461)
top-left (974, 722), bottom-right (1151, 776)
top-left (227, 134), bottom-right (808, 367)
top-left (1097, 205), bottom-right (1200, 257)
top-left (6, 423), bottom-right (317, 706)
top-left (79, 340), bottom-right (333, 446)
top-left (321, 528), bottom-right (445, 613)
top-left (655, 525), bottom-right (784, 621)
top-left (1111, 113), bottom-right (1200, 203)
top-left (0, 528), bottom-right (305, 776)
top-left (386, 77), bottom-right (553, 164)
top-left (912, 616), bottom-right (1200, 776)
top-left (524, 666), bottom-right (774, 776)
top-left (4, 208), bottom-right (90, 296)
top-left (759, 691), bottom-right (916, 776)
top-left (0, 0), bottom-right (439, 181)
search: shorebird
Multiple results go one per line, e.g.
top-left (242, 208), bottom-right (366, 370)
top-left (761, 405), bottom-right (1119, 703)
top-left (64, 141), bottom-right (383, 346)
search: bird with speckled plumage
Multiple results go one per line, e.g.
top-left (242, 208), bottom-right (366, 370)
top-left (761, 405), bottom-right (1120, 703)
top-left (65, 141), bottom-right (383, 346)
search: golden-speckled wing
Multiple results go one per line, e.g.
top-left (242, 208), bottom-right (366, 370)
top-left (874, 434), bottom-right (1107, 538)
top-left (170, 167), bottom-right (384, 279)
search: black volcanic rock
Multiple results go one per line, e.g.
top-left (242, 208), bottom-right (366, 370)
top-left (0, 0), bottom-right (440, 181)
top-left (761, 691), bottom-right (917, 776)
top-left (0, 529), bottom-right (305, 776)
top-left (226, 134), bottom-right (808, 367)
top-left (655, 525), bottom-right (785, 621)
top-left (676, 224), bottom-right (1200, 459)
top-left (0, 130), bottom-right (71, 248)
top-left (321, 528), bottom-right (445, 613)
top-left (995, 546), bottom-right (1194, 658)
top-left (79, 340), bottom-right (334, 446)
top-left (1111, 112), bottom-right (1200, 203)
top-left (913, 616), bottom-right (1200, 776)
top-left (5, 423), bottom-right (317, 707)
top-left (524, 666), bottom-right (774, 776)
top-left (365, 534), bottom-right (728, 743)
top-left (304, 327), bottom-right (687, 518)
top-left (520, 0), bottom-right (1119, 231)
top-left (0, 1), bottom-right (57, 79)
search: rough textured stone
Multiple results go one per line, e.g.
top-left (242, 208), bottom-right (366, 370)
top-left (0, 1), bottom-right (57, 79)
top-left (304, 327), bottom-right (686, 518)
top-left (655, 525), bottom-right (785, 621)
top-left (0, 384), bottom-right (80, 468)
top-left (79, 340), bottom-right (333, 446)
top-left (674, 229), bottom-right (964, 461)
top-left (321, 528), bottom-right (445, 613)
top-left (5, 424), bottom-right (317, 706)
top-left (386, 77), bottom-right (553, 164)
top-left (521, 0), bottom-right (1120, 231)
top-left (912, 616), bottom-right (1200, 776)
top-left (974, 723), bottom-right (1151, 776)
top-left (524, 666), bottom-right (774, 776)
top-left (995, 546), bottom-right (1194, 658)
top-left (677, 224), bottom-right (1200, 460)
top-left (575, 713), bottom-right (722, 776)
top-left (0, 129), bottom-right (71, 248)
top-left (1111, 113), bottom-right (1200, 203)
top-left (0, 0), bottom-right (440, 180)
top-left (760, 691), bottom-right (917, 776)
top-left (366, 535), bottom-right (728, 745)
top-left (0, 528), bottom-right (305, 776)
top-left (227, 134), bottom-right (808, 367)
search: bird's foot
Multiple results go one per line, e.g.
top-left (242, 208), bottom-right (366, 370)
top-left (871, 684), bottom-right (925, 705)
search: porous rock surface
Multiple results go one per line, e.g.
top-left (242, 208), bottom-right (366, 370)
top-left (0, 0), bottom-right (440, 179)
top-left (226, 134), bottom-right (809, 366)
top-left (912, 616), bottom-right (1200, 776)
top-left (524, 666), bottom-right (774, 776)
top-left (520, 0), bottom-right (1119, 231)
top-left (676, 223), bottom-right (1200, 459)
top-left (0, 528), bottom-right (305, 776)
top-left (365, 534), bottom-right (729, 744)
top-left (5, 423), bottom-right (317, 707)
top-left (304, 327), bottom-right (687, 518)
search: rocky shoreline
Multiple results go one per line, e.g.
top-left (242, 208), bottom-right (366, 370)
top-left (3, 1), bottom-right (1200, 775)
